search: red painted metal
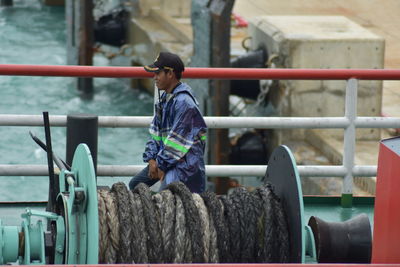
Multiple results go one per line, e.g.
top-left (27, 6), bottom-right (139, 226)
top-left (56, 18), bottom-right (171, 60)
top-left (1, 64), bottom-right (400, 80)
top-left (232, 12), bottom-right (248, 28)
top-left (15, 265), bottom-right (396, 267)
top-left (372, 137), bottom-right (400, 263)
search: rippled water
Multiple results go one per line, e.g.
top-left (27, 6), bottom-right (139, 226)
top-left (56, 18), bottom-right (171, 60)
top-left (0, 0), bottom-right (153, 201)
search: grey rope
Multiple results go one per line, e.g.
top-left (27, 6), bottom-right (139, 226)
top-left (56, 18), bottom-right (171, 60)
top-left (230, 187), bottom-right (249, 262)
top-left (152, 193), bottom-right (163, 233)
top-left (160, 190), bottom-right (176, 263)
top-left (130, 191), bottom-right (149, 263)
top-left (173, 194), bottom-right (188, 263)
top-left (258, 184), bottom-right (278, 262)
top-left (101, 190), bottom-right (119, 264)
top-left (133, 183), bottom-right (163, 263)
top-left (95, 181), bottom-right (289, 264)
top-left (219, 195), bottom-right (238, 263)
top-left (111, 182), bottom-right (133, 263)
top-left (167, 182), bottom-right (204, 263)
top-left (269, 184), bottom-right (290, 262)
top-left (97, 190), bottom-right (107, 263)
top-left (201, 191), bottom-right (230, 263)
top-left (193, 193), bottom-right (210, 262)
top-left (208, 208), bottom-right (219, 263)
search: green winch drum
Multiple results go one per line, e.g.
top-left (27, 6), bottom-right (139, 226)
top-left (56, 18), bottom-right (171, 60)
top-left (264, 145), bottom-right (316, 263)
top-left (57, 143), bottom-right (99, 264)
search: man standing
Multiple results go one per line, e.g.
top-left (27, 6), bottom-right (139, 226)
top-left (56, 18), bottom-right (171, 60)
top-left (129, 52), bottom-right (207, 193)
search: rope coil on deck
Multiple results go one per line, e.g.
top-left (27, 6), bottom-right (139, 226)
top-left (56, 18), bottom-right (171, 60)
top-left (97, 181), bottom-right (290, 264)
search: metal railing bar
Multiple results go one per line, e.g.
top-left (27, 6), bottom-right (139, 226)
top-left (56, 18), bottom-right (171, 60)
top-left (1, 114), bottom-right (400, 129)
top-left (342, 79), bottom-right (357, 195)
top-left (0, 164), bottom-right (377, 177)
top-left (2, 64), bottom-right (400, 80)
top-left (355, 117), bottom-right (400, 128)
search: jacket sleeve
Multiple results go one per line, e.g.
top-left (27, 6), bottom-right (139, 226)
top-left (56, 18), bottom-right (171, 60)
top-left (142, 117), bottom-right (161, 162)
top-left (156, 100), bottom-right (204, 172)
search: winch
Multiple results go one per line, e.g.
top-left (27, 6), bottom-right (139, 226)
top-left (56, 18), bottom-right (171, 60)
top-left (0, 144), bottom-right (98, 264)
top-left (0, 141), bottom-right (372, 264)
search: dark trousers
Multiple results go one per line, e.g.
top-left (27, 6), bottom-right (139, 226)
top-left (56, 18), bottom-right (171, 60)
top-left (129, 166), bottom-right (164, 190)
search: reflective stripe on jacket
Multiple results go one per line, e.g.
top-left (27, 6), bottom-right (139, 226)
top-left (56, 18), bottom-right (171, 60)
top-left (142, 83), bottom-right (207, 192)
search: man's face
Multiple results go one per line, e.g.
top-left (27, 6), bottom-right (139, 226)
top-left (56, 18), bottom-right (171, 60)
top-left (154, 70), bottom-right (173, 92)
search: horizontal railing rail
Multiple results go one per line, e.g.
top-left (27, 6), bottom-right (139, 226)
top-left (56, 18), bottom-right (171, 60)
top-left (0, 114), bottom-right (400, 128)
top-left (0, 164), bottom-right (377, 177)
top-left (1, 64), bottom-right (400, 80)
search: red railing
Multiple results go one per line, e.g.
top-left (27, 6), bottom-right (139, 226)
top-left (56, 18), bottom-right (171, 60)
top-left (1, 64), bottom-right (400, 80)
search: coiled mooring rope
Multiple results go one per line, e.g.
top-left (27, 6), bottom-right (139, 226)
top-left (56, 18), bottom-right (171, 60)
top-left (129, 191), bottom-right (148, 263)
top-left (159, 190), bottom-right (175, 263)
top-left (173, 194), bottom-right (188, 263)
top-left (192, 193), bottom-right (210, 262)
top-left (97, 181), bottom-right (290, 264)
top-left (133, 183), bottom-right (163, 263)
top-left (99, 190), bottom-right (119, 264)
top-left (111, 182), bottom-right (133, 263)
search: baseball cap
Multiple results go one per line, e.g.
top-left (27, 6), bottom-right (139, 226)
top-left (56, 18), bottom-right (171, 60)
top-left (144, 52), bottom-right (185, 73)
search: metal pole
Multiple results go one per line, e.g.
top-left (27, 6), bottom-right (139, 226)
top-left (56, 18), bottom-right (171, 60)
top-left (0, 164), bottom-right (377, 177)
top-left (3, 64), bottom-right (400, 80)
top-left (342, 78), bottom-right (358, 207)
top-left (2, 114), bottom-right (400, 130)
top-left (66, 114), bottom-right (98, 174)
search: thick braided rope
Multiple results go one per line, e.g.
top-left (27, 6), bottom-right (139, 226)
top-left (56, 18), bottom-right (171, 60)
top-left (254, 187), bottom-right (268, 262)
top-left (152, 193), bottom-right (163, 231)
top-left (201, 191), bottom-right (229, 263)
top-left (208, 209), bottom-right (219, 263)
top-left (218, 195), bottom-right (238, 263)
top-left (133, 183), bottom-right (163, 263)
top-left (229, 187), bottom-right (249, 263)
top-left (250, 190), bottom-right (263, 262)
top-left (242, 189), bottom-right (259, 262)
top-left (101, 190), bottom-right (119, 264)
top-left (193, 193), bottom-right (210, 262)
top-left (130, 191), bottom-right (149, 263)
top-left (167, 182), bottom-right (204, 263)
top-left (269, 185), bottom-right (290, 262)
top-left (262, 184), bottom-right (278, 262)
top-left (111, 182), bottom-right (133, 263)
top-left (160, 190), bottom-right (176, 263)
top-left (173, 194), bottom-right (188, 263)
top-left (97, 190), bottom-right (107, 263)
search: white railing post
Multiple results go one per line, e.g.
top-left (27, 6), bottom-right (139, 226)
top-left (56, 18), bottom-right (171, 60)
top-left (342, 78), bottom-right (358, 207)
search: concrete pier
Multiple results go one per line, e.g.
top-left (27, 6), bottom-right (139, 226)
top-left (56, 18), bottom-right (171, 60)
top-left (126, 0), bottom-right (400, 195)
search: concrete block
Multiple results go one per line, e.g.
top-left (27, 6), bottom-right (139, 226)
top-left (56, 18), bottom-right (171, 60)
top-left (161, 0), bottom-right (191, 17)
top-left (249, 15), bottom-right (385, 141)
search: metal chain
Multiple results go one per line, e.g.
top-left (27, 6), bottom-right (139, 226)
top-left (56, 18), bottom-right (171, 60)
top-left (254, 53), bottom-right (280, 108)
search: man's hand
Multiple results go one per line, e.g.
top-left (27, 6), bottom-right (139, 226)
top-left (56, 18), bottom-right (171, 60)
top-left (158, 168), bottom-right (165, 181)
top-left (148, 159), bottom-right (158, 179)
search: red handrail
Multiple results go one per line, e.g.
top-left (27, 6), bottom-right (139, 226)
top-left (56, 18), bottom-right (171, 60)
top-left (1, 64), bottom-right (400, 80)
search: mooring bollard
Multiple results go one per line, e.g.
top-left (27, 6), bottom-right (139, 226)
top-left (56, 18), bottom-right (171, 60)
top-left (66, 114), bottom-right (98, 174)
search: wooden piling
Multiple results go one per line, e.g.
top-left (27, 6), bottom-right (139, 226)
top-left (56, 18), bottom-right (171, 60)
top-left (209, 0), bottom-right (235, 194)
top-left (66, 0), bottom-right (94, 93)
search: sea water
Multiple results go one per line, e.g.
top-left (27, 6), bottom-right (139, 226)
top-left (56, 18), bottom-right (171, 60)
top-left (0, 0), bottom-right (153, 202)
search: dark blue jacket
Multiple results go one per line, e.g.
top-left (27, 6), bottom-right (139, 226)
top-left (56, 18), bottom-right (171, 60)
top-left (143, 83), bottom-right (207, 193)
